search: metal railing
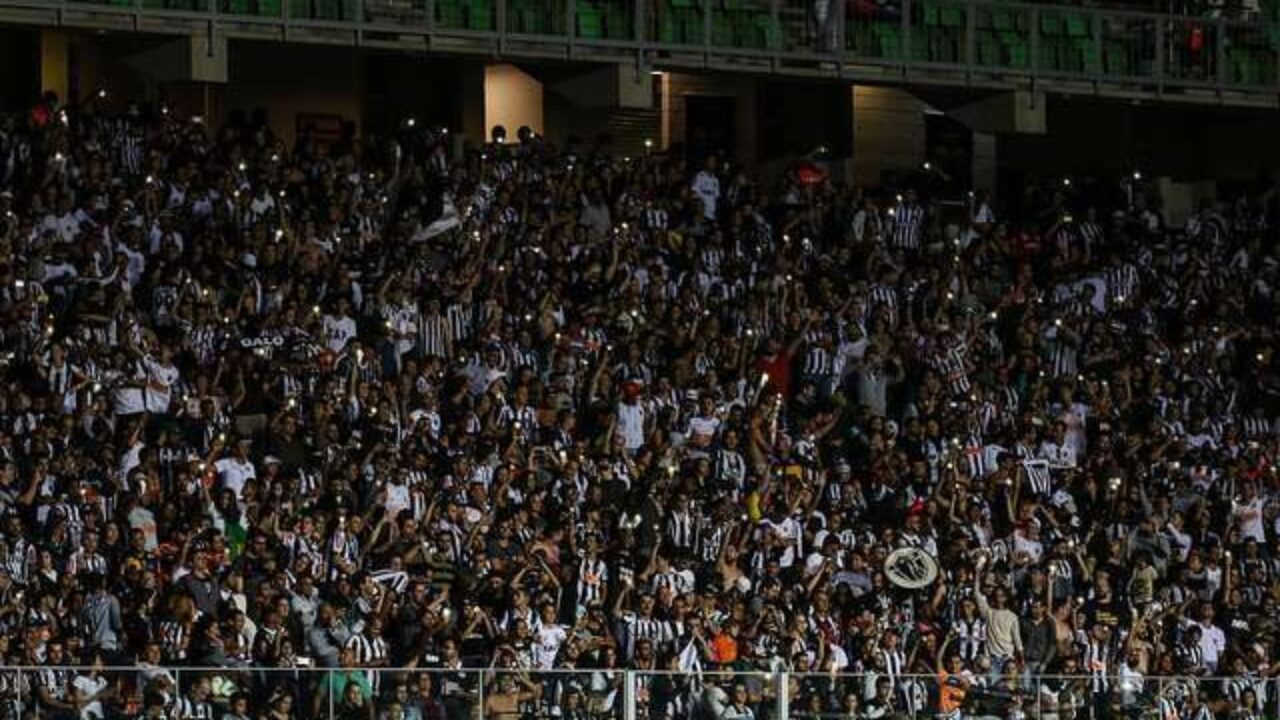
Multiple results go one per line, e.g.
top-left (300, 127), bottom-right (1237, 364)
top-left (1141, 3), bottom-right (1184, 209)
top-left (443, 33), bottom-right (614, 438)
top-left (2, 0), bottom-right (1279, 106)
top-left (0, 666), bottom-right (1270, 719)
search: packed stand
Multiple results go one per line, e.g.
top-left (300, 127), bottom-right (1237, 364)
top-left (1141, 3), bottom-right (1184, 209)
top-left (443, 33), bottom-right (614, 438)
top-left (0, 91), bottom-right (1278, 720)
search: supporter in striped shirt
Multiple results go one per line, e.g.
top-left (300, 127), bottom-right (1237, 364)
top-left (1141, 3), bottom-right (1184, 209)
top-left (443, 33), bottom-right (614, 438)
top-left (0, 95), bottom-right (1276, 720)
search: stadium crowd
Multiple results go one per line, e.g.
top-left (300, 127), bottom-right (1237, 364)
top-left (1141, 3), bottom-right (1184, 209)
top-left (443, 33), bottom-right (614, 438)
top-left (0, 91), bottom-right (1277, 720)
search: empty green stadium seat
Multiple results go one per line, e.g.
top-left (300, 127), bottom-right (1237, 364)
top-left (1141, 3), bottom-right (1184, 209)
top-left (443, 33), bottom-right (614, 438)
top-left (1077, 39), bottom-right (1101, 72)
top-left (577, 6), bottom-right (603, 37)
top-left (1104, 42), bottom-right (1132, 75)
top-left (603, 6), bottom-right (630, 39)
top-left (757, 14), bottom-right (781, 49)
top-left (977, 38), bottom-right (1000, 65)
top-left (1001, 34), bottom-right (1028, 67)
top-left (876, 24), bottom-right (903, 58)
top-left (711, 15), bottom-right (734, 44)
top-left (920, 2), bottom-right (940, 26)
top-left (1065, 13), bottom-right (1089, 37)
top-left (436, 0), bottom-right (463, 27)
top-left (467, 0), bottom-right (492, 29)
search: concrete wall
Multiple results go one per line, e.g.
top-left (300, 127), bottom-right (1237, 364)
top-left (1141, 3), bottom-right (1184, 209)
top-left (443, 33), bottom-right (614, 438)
top-left (851, 85), bottom-right (927, 186)
top-left (997, 96), bottom-right (1280, 184)
top-left (224, 42), bottom-right (364, 148)
top-left (484, 64), bottom-right (544, 139)
top-left (972, 131), bottom-right (997, 192)
top-left (40, 29), bottom-right (68, 102)
top-left (0, 28), bottom-right (38, 112)
top-left (661, 72), bottom-right (758, 165)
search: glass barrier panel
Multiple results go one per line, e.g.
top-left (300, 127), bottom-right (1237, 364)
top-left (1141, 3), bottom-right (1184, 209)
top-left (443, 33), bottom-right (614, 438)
top-left (577, 0), bottom-right (636, 41)
top-left (285, 0), bottom-right (358, 19)
top-left (1163, 17), bottom-right (1219, 82)
top-left (971, 3), bottom-right (1033, 70)
top-left (1223, 22), bottom-right (1278, 86)
top-left (633, 669), bottom-right (778, 720)
top-left (708, 0), bottom-right (780, 51)
top-left (428, 0), bottom-right (494, 31)
top-left (365, 0), bottom-right (431, 26)
top-left (507, 0), bottom-right (568, 35)
top-left (1099, 14), bottom-right (1157, 79)
top-left (141, 0), bottom-right (211, 10)
top-left (652, 0), bottom-right (705, 45)
top-left (908, 0), bottom-right (970, 63)
top-left (846, 1), bottom-right (907, 61)
top-left (1036, 7), bottom-right (1100, 74)
top-left (0, 668), bottom-right (1275, 720)
top-left (772, 0), bottom-right (829, 53)
top-left (219, 0), bottom-right (283, 14)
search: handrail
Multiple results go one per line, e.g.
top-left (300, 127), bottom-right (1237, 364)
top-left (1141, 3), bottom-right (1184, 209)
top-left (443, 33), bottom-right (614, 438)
top-left (0, 666), bottom-right (1265, 719)
top-left (0, 0), bottom-right (1276, 104)
top-left (0, 665), bottom-right (1266, 680)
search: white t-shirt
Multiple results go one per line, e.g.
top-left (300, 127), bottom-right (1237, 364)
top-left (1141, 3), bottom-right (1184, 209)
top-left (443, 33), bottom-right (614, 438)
top-left (534, 624), bottom-right (567, 669)
top-left (617, 402), bottom-right (646, 451)
top-left (691, 171), bottom-right (720, 219)
top-left (322, 314), bottom-right (358, 353)
top-left (111, 371), bottom-right (146, 416)
top-left (73, 674), bottom-right (108, 719)
top-left (687, 415), bottom-right (720, 446)
top-left (215, 457), bottom-right (256, 498)
top-left (1198, 622), bottom-right (1226, 671)
top-left (142, 356), bottom-right (179, 413)
top-left (384, 482), bottom-right (410, 516)
top-left (1233, 497), bottom-right (1267, 544)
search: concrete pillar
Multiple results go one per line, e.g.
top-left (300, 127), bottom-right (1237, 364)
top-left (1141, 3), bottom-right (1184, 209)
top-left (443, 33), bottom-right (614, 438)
top-left (191, 33), bottom-right (228, 84)
top-left (460, 63), bottom-right (486, 144)
top-left (550, 64), bottom-right (653, 110)
top-left (851, 85), bottom-right (926, 187)
top-left (950, 90), bottom-right (1046, 134)
top-left (659, 72), bottom-right (757, 166)
top-left (40, 29), bottom-right (68, 102)
top-left (972, 132), bottom-right (997, 192)
top-left (484, 64), bottom-right (544, 138)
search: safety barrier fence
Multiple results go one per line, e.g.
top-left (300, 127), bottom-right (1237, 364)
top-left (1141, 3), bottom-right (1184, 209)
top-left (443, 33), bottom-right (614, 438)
top-left (5, 0), bottom-right (1280, 101)
top-left (0, 666), bottom-right (1267, 719)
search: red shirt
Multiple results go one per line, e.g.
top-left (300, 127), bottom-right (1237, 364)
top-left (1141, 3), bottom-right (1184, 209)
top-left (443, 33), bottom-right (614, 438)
top-left (755, 352), bottom-right (794, 399)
